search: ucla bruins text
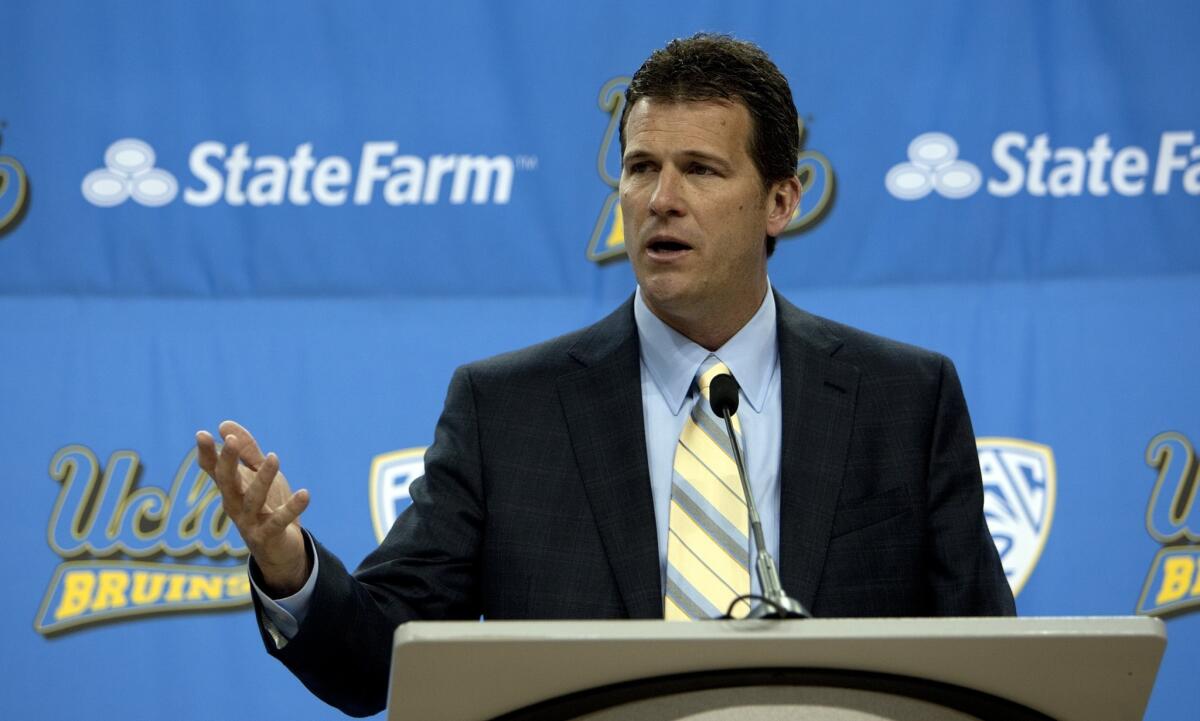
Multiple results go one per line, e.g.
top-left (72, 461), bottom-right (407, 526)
top-left (1137, 431), bottom-right (1200, 616)
top-left (35, 445), bottom-right (249, 635)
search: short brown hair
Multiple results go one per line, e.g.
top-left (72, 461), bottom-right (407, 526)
top-left (620, 34), bottom-right (799, 255)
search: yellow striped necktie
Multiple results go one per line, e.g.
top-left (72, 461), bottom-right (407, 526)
top-left (664, 355), bottom-right (751, 620)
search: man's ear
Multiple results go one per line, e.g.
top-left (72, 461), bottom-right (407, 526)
top-left (765, 174), bottom-right (802, 238)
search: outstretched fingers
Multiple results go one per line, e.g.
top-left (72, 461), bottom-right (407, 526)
top-left (267, 489), bottom-right (310, 533)
top-left (242, 451), bottom-right (279, 517)
top-left (195, 430), bottom-right (219, 475)
top-left (198, 431), bottom-right (244, 507)
top-left (198, 426), bottom-right (307, 521)
top-left (217, 434), bottom-right (246, 492)
top-left (218, 419), bottom-right (266, 468)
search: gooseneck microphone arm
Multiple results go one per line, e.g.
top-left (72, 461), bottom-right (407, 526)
top-left (709, 373), bottom-right (811, 620)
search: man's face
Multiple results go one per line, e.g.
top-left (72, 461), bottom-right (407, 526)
top-left (620, 98), bottom-right (797, 331)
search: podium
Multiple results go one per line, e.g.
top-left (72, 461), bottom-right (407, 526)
top-left (386, 617), bottom-right (1165, 721)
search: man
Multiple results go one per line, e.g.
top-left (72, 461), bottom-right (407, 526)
top-left (197, 34), bottom-right (1014, 717)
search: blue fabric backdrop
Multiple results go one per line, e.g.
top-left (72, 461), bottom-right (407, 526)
top-left (2, 2), bottom-right (1197, 719)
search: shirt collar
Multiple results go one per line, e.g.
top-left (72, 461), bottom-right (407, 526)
top-left (634, 283), bottom-right (779, 415)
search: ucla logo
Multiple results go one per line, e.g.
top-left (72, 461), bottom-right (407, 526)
top-left (369, 447), bottom-right (427, 543)
top-left (978, 437), bottom-right (1056, 596)
top-left (1136, 431), bottom-right (1200, 616)
top-left (585, 77), bottom-right (836, 263)
top-left (0, 122), bottom-right (29, 236)
top-left (35, 445), bottom-right (249, 635)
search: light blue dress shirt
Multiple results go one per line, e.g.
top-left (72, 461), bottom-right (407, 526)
top-left (256, 284), bottom-right (784, 641)
top-left (634, 285), bottom-right (782, 596)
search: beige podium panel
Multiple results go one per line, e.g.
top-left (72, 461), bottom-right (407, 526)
top-left (573, 685), bottom-right (989, 720)
top-left (387, 617), bottom-right (1165, 721)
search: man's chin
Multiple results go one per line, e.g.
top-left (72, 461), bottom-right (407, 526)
top-left (638, 282), bottom-right (703, 320)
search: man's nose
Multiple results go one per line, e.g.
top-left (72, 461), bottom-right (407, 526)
top-left (648, 168), bottom-right (686, 217)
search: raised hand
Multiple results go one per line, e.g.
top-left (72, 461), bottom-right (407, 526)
top-left (196, 420), bottom-right (311, 597)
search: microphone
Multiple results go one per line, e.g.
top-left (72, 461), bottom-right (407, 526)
top-left (709, 373), bottom-right (811, 620)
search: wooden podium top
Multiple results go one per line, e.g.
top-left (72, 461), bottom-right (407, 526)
top-left (388, 617), bottom-right (1165, 721)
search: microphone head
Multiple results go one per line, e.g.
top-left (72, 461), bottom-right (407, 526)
top-left (709, 374), bottom-right (740, 417)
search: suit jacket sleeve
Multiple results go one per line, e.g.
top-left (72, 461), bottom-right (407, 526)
top-left (924, 356), bottom-right (1016, 616)
top-left (252, 364), bottom-right (486, 717)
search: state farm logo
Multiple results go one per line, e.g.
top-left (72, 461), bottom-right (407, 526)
top-left (81, 138), bottom-right (532, 208)
top-left (885, 133), bottom-right (981, 200)
top-left (887, 130), bottom-right (1200, 200)
top-left (81, 139), bottom-right (179, 207)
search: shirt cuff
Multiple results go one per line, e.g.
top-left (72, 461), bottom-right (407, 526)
top-left (249, 530), bottom-right (319, 648)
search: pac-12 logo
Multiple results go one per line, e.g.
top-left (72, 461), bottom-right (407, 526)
top-left (369, 447), bottom-right (427, 543)
top-left (1136, 431), bottom-right (1200, 617)
top-left (586, 77), bottom-right (836, 263)
top-left (978, 437), bottom-right (1056, 596)
top-left (35, 445), bottom-right (250, 635)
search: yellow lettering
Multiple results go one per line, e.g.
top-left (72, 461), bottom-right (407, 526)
top-left (131, 571), bottom-right (167, 604)
top-left (54, 570), bottom-right (95, 620)
top-left (1156, 556), bottom-right (1195, 605)
top-left (90, 570), bottom-right (129, 611)
top-left (164, 574), bottom-right (187, 602)
top-left (225, 574), bottom-right (250, 597)
top-left (185, 574), bottom-right (224, 601)
top-left (1192, 557), bottom-right (1200, 596)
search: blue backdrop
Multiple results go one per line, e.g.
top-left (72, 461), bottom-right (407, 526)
top-left (2, 2), bottom-right (1198, 719)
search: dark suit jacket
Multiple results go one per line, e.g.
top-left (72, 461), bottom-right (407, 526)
top-left (255, 292), bottom-right (1014, 716)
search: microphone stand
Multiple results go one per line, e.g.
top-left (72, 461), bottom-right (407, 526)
top-left (713, 376), bottom-right (810, 620)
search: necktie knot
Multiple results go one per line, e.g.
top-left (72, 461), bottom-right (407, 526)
top-left (696, 354), bottom-right (733, 402)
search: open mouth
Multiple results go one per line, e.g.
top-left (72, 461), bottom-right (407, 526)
top-left (647, 237), bottom-right (693, 255)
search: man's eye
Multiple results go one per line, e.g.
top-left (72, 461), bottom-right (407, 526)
top-left (627, 162), bottom-right (652, 174)
top-left (689, 164), bottom-right (715, 175)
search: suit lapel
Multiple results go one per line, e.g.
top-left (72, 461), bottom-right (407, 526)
top-left (775, 294), bottom-right (860, 614)
top-left (557, 299), bottom-right (663, 618)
